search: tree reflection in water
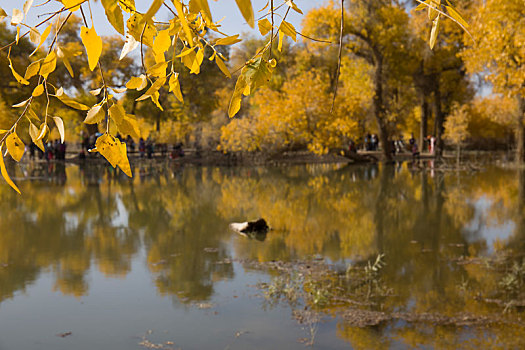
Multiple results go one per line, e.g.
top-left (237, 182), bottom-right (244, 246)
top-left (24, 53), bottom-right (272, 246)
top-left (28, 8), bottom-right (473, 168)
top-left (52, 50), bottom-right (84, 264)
top-left (0, 160), bottom-right (523, 347)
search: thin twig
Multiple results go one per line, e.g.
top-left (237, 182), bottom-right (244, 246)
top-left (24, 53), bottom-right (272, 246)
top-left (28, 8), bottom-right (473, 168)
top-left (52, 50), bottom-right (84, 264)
top-left (270, 0), bottom-right (274, 58)
top-left (413, 0), bottom-right (473, 42)
top-left (140, 22), bottom-right (147, 73)
top-left (0, 9), bottom-right (64, 51)
top-left (330, 0), bottom-right (344, 113)
top-left (296, 31), bottom-right (332, 44)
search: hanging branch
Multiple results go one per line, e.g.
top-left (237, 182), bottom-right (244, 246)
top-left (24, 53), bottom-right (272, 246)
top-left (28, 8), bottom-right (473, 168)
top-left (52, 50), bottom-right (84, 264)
top-left (331, 0), bottom-right (344, 113)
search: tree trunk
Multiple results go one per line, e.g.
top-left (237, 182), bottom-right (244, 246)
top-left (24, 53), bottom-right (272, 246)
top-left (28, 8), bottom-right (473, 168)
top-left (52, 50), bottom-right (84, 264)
top-left (433, 82), bottom-right (445, 161)
top-left (517, 96), bottom-right (525, 163)
top-left (420, 98), bottom-right (429, 154)
top-left (456, 143), bottom-right (460, 168)
top-left (373, 55), bottom-right (392, 161)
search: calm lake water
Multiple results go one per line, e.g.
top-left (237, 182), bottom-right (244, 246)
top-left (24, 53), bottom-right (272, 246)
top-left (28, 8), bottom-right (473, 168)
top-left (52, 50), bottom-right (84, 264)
top-left (0, 160), bottom-right (524, 349)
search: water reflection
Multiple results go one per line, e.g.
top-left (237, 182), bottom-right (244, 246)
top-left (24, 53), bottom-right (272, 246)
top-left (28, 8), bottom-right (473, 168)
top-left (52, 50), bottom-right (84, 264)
top-left (0, 161), bottom-right (523, 347)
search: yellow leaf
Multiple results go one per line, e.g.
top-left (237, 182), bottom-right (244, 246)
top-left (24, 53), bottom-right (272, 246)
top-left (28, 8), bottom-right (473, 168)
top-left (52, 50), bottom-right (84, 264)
top-left (0, 146), bottom-right (21, 194)
top-left (101, 0), bottom-right (124, 35)
top-left (118, 0), bottom-right (135, 13)
top-left (278, 31), bottom-right (284, 52)
top-left (61, 0), bottom-right (84, 11)
top-left (127, 13), bottom-right (156, 47)
top-left (32, 84), bottom-right (44, 97)
top-left (215, 35), bottom-right (242, 46)
top-left (30, 24), bottom-right (51, 56)
top-left (36, 123), bottom-right (48, 141)
top-left (29, 123), bottom-right (38, 141)
top-left (23, 0), bottom-right (33, 15)
top-left (0, 7), bottom-right (7, 20)
top-left (151, 91), bottom-right (164, 111)
top-left (429, 15), bottom-right (440, 50)
top-left (110, 87), bottom-right (126, 93)
top-left (52, 116), bottom-right (65, 143)
top-left (194, 0), bottom-right (212, 22)
top-left (109, 104), bottom-right (125, 124)
top-left (26, 108), bottom-right (40, 123)
top-left (176, 46), bottom-right (196, 58)
top-left (146, 61), bottom-right (168, 78)
top-left (191, 49), bottom-right (204, 74)
top-left (168, 73), bottom-right (183, 102)
top-left (153, 29), bottom-right (171, 57)
top-left (117, 141), bottom-right (132, 177)
top-left (445, 5), bottom-right (469, 29)
top-left (285, 0), bottom-right (302, 14)
top-left (229, 73), bottom-right (247, 118)
top-left (90, 87), bottom-right (103, 96)
top-left (24, 60), bottom-right (41, 80)
top-left (84, 104), bottom-right (105, 124)
top-left (8, 57), bottom-right (29, 85)
top-left (80, 26), bottom-right (102, 71)
top-left (136, 77), bottom-right (166, 101)
top-left (29, 27), bottom-right (40, 45)
top-left (215, 57), bottom-right (231, 78)
top-left (12, 98), bottom-right (30, 108)
top-left (57, 94), bottom-right (90, 110)
top-left (258, 19), bottom-right (272, 36)
top-left (413, 0), bottom-right (430, 11)
top-left (280, 20), bottom-right (296, 41)
top-left (173, 0), bottom-right (194, 47)
top-left (234, 0), bottom-right (254, 28)
top-left (11, 8), bottom-right (23, 25)
top-left (116, 115), bottom-right (141, 139)
top-left (428, 0), bottom-right (439, 20)
top-left (126, 74), bottom-right (147, 90)
top-left (56, 45), bottom-right (81, 77)
top-left (95, 133), bottom-right (132, 177)
top-left (120, 33), bottom-right (139, 60)
top-left (28, 123), bottom-right (45, 152)
top-left (39, 51), bottom-right (57, 79)
top-left (142, 0), bottom-right (163, 25)
top-left (6, 133), bottom-right (25, 162)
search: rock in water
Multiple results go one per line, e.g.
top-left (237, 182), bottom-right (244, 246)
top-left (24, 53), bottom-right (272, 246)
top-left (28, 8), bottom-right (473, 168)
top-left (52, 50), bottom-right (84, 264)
top-left (230, 218), bottom-right (269, 241)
